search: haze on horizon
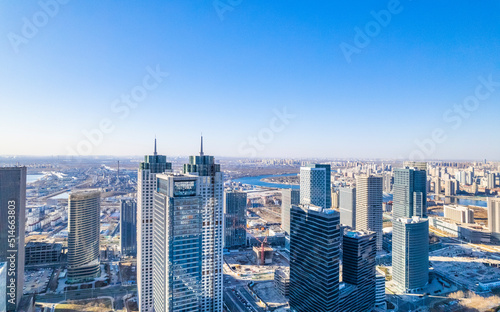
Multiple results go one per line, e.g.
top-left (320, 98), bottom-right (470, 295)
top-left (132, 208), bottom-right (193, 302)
top-left (1, 1), bottom-right (499, 160)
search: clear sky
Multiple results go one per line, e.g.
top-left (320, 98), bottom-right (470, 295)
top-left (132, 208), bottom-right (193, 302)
top-left (1, 1), bottom-right (499, 160)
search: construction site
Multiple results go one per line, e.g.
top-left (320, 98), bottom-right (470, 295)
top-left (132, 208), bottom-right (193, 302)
top-left (430, 244), bottom-right (500, 293)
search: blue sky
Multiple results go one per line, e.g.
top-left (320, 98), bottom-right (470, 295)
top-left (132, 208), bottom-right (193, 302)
top-left (1, 1), bottom-right (499, 160)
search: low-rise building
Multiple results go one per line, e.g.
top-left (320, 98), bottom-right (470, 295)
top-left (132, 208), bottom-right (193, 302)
top-left (274, 269), bottom-right (290, 297)
top-left (25, 242), bottom-right (62, 265)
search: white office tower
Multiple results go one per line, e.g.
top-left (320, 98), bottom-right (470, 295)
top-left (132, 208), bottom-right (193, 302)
top-left (375, 268), bottom-right (387, 310)
top-left (356, 175), bottom-right (383, 250)
top-left (153, 174), bottom-right (202, 311)
top-left (137, 140), bottom-right (172, 312)
top-left (183, 137), bottom-right (224, 311)
top-left (488, 197), bottom-right (500, 241)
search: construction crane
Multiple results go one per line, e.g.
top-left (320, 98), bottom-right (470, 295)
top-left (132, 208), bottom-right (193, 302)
top-left (233, 217), bottom-right (269, 265)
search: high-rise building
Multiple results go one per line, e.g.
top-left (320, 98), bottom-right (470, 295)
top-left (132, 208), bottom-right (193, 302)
top-left (183, 137), bottom-right (224, 312)
top-left (153, 174), bottom-right (202, 312)
top-left (289, 204), bottom-right (340, 311)
top-left (434, 177), bottom-right (441, 195)
top-left (300, 164), bottom-right (331, 209)
top-left (487, 173), bottom-right (497, 189)
top-left (342, 230), bottom-right (377, 311)
top-left (67, 191), bottom-right (101, 283)
top-left (0, 167), bottom-right (26, 312)
top-left (392, 217), bottom-right (429, 293)
top-left (393, 167), bottom-right (427, 219)
top-left (375, 268), bottom-right (387, 310)
top-left (224, 190), bottom-right (247, 249)
top-left (392, 164), bottom-right (429, 293)
top-left (445, 179), bottom-right (456, 196)
top-left (488, 197), bottom-right (500, 240)
top-left (120, 199), bottom-right (137, 257)
top-left (339, 187), bottom-right (356, 229)
top-left (331, 190), bottom-right (339, 209)
top-left (356, 175), bottom-right (383, 250)
top-left (137, 139), bottom-right (172, 312)
top-left (281, 188), bottom-right (300, 235)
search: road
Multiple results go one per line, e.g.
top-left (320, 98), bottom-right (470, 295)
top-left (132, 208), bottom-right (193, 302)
top-left (224, 289), bottom-right (250, 312)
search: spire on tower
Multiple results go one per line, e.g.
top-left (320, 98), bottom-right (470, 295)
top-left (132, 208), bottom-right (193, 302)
top-left (200, 133), bottom-right (204, 156)
top-left (154, 136), bottom-right (157, 156)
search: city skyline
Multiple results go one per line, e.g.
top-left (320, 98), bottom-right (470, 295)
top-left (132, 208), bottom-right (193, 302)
top-left (1, 1), bottom-right (500, 159)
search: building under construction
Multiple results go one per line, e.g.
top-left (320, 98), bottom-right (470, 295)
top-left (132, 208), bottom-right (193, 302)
top-left (253, 246), bottom-right (274, 265)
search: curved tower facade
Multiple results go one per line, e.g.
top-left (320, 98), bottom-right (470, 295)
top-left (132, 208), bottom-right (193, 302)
top-left (67, 191), bottom-right (101, 282)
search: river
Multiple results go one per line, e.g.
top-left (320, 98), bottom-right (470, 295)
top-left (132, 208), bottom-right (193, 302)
top-left (233, 174), bottom-right (299, 189)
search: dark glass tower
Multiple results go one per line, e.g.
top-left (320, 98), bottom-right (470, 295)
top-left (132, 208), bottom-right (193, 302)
top-left (392, 163), bottom-right (429, 293)
top-left (393, 167), bottom-right (427, 219)
top-left (0, 167), bottom-right (26, 312)
top-left (224, 191), bottom-right (247, 249)
top-left (289, 205), bottom-right (340, 312)
top-left (120, 199), bottom-right (137, 257)
top-left (342, 230), bottom-right (377, 311)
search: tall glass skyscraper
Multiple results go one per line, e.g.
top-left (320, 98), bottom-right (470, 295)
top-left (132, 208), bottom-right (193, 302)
top-left (120, 199), bottom-right (137, 257)
top-left (67, 191), bottom-right (101, 283)
top-left (0, 167), bottom-right (26, 312)
top-left (137, 139), bottom-right (172, 312)
top-left (392, 217), bottom-right (429, 292)
top-left (300, 164), bottom-right (331, 209)
top-left (183, 136), bottom-right (223, 312)
top-left (153, 174), bottom-right (203, 312)
top-left (342, 230), bottom-right (377, 311)
top-left (393, 167), bottom-right (427, 219)
top-left (289, 204), bottom-right (340, 311)
top-left (392, 163), bottom-right (429, 293)
top-left (224, 190), bottom-right (247, 249)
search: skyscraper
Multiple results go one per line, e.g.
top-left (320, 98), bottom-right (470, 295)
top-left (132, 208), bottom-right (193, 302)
top-left (342, 230), bottom-right (377, 312)
top-left (487, 173), bottom-right (496, 189)
top-left (281, 188), bottom-right (300, 235)
top-left (0, 167), bottom-right (26, 312)
top-left (224, 190), bottom-right (247, 249)
top-left (183, 136), bottom-right (224, 312)
top-left (137, 139), bottom-right (172, 312)
top-left (392, 163), bottom-right (429, 293)
top-left (300, 164), bottom-right (331, 209)
top-left (120, 199), bottom-right (137, 257)
top-left (392, 217), bottom-right (429, 292)
top-left (339, 186), bottom-right (356, 229)
top-left (487, 197), bottom-right (500, 240)
top-left (67, 191), bottom-right (101, 283)
top-left (289, 204), bottom-right (340, 311)
top-left (356, 175), bottom-right (383, 250)
top-left (153, 174), bottom-right (202, 312)
top-left (393, 167), bottom-right (427, 219)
